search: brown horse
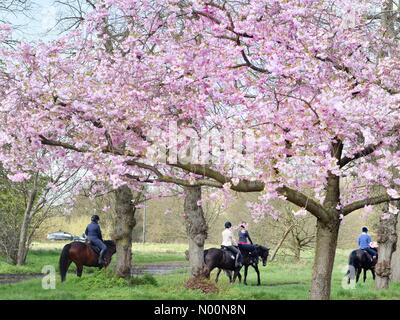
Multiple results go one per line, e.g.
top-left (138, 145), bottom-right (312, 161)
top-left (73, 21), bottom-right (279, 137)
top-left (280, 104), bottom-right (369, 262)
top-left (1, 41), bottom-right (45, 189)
top-left (59, 240), bottom-right (116, 282)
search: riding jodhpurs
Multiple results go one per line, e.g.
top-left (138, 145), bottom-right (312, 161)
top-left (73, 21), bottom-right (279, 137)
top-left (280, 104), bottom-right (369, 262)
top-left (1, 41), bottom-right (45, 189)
top-left (362, 247), bottom-right (377, 258)
top-left (222, 245), bottom-right (242, 265)
top-left (88, 237), bottom-right (107, 262)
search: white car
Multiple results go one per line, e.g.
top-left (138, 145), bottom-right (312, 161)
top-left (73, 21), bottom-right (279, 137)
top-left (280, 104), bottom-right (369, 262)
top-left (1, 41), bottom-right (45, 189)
top-left (47, 231), bottom-right (74, 241)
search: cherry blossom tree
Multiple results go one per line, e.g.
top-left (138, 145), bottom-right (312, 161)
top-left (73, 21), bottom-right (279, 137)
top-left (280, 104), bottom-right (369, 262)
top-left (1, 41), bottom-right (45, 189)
top-left (1, 0), bottom-right (400, 299)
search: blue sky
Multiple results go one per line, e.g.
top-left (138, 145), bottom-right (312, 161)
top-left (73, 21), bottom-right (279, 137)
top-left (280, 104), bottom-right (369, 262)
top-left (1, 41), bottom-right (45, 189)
top-left (3, 0), bottom-right (60, 42)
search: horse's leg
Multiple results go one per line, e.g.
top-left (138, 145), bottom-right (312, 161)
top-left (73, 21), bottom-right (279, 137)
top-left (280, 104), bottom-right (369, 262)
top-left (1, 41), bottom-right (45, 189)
top-left (76, 264), bottom-right (83, 277)
top-left (215, 268), bottom-right (222, 283)
top-left (254, 264), bottom-right (261, 286)
top-left (371, 269), bottom-right (376, 280)
top-left (356, 268), bottom-right (361, 283)
top-left (363, 269), bottom-right (367, 283)
top-left (232, 270), bottom-right (239, 284)
top-left (227, 270), bottom-right (233, 283)
top-left (244, 265), bottom-right (249, 285)
top-left (204, 266), bottom-right (211, 279)
top-left (237, 271), bottom-right (242, 284)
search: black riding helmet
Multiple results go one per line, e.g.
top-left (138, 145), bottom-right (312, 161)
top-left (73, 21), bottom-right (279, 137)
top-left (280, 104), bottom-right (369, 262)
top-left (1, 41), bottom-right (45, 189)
top-left (362, 226), bottom-right (368, 233)
top-left (224, 221), bottom-right (232, 229)
top-left (91, 214), bottom-right (100, 222)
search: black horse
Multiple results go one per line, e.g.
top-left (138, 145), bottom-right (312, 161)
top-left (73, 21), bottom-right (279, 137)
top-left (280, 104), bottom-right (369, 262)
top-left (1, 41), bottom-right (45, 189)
top-left (346, 249), bottom-right (377, 284)
top-left (204, 247), bottom-right (242, 283)
top-left (238, 245), bottom-right (269, 285)
top-left (204, 245), bottom-right (269, 285)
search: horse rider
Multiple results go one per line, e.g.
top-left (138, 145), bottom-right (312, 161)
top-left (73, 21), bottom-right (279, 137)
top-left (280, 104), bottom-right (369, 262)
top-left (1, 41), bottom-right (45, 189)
top-left (85, 215), bottom-right (107, 265)
top-left (358, 226), bottom-right (377, 262)
top-left (239, 221), bottom-right (257, 260)
top-left (221, 221), bottom-right (242, 268)
top-left (238, 221), bottom-right (254, 246)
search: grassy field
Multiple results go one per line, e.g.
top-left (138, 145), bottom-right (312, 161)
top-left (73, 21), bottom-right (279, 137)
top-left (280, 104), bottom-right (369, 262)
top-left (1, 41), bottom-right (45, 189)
top-left (1, 242), bottom-right (400, 300)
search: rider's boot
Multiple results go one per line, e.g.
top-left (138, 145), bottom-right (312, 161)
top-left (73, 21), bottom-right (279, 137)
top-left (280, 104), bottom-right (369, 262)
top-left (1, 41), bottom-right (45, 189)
top-left (98, 249), bottom-right (106, 265)
top-left (235, 254), bottom-right (242, 268)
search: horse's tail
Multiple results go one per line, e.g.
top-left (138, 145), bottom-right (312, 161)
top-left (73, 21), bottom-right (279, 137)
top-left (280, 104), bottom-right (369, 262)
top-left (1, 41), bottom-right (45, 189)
top-left (203, 249), bottom-right (211, 278)
top-left (59, 243), bottom-right (71, 282)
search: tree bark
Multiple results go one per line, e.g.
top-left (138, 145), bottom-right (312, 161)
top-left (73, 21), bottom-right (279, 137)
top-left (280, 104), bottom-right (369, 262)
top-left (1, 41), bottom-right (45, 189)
top-left (16, 214), bottom-right (31, 265)
top-left (376, 202), bottom-right (398, 289)
top-left (310, 218), bottom-right (340, 300)
top-left (113, 185), bottom-right (136, 277)
top-left (183, 186), bottom-right (208, 278)
top-left (391, 209), bottom-right (400, 282)
top-left (293, 241), bottom-right (301, 261)
top-left (16, 185), bottom-right (37, 266)
top-left (309, 143), bottom-right (342, 300)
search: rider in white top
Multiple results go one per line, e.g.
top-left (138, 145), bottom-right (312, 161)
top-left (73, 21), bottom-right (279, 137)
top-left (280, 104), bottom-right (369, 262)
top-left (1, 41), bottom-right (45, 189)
top-left (221, 221), bottom-right (242, 267)
top-left (222, 227), bottom-right (236, 246)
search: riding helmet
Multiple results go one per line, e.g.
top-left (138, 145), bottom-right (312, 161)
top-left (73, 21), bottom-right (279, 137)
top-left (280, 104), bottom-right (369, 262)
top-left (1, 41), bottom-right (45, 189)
top-left (224, 221), bottom-right (232, 228)
top-left (91, 214), bottom-right (100, 222)
top-left (362, 226), bottom-right (368, 233)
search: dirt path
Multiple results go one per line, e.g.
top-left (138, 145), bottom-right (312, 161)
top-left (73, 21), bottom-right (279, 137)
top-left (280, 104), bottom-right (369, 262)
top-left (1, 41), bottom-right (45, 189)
top-left (131, 262), bottom-right (189, 275)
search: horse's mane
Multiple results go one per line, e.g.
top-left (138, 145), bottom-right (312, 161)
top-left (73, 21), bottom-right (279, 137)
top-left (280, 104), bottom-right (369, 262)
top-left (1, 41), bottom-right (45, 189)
top-left (256, 245), bottom-right (270, 253)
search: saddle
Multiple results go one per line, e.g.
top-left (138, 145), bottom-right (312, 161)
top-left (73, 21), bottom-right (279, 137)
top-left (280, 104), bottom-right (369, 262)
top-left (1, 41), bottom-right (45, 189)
top-left (221, 246), bottom-right (235, 259)
top-left (220, 246), bottom-right (258, 264)
top-left (86, 240), bottom-right (101, 255)
top-left (360, 249), bottom-right (377, 263)
top-left (239, 245), bottom-right (259, 264)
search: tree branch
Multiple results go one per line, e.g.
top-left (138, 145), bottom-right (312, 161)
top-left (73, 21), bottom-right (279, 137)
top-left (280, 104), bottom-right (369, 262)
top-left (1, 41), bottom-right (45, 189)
top-left (276, 186), bottom-right (329, 222)
top-left (343, 193), bottom-right (394, 215)
top-left (339, 142), bottom-right (382, 168)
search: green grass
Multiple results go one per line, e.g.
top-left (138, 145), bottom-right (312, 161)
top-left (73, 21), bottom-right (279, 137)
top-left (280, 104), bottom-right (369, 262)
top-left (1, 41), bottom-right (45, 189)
top-left (0, 242), bottom-right (187, 274)
top-left (1, 243), bottom-right (400, 300)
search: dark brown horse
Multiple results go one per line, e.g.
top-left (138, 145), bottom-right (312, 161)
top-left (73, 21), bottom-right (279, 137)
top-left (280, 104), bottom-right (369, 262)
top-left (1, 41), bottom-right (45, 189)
top-left (59, 240), bottom-right (116, 282)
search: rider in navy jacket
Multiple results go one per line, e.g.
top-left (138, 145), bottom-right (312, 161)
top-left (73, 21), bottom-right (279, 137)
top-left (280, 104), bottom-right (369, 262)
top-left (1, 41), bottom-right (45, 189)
top-left (358, 226), bottom-right (377, 261)
top-left (85, 215), bottom-right (107, 264)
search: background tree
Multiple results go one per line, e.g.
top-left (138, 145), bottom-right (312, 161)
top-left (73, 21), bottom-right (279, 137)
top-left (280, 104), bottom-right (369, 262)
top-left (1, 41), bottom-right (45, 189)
top-left (0, 162), bottom-right (80, 264)
top-left (269, 204), bottom-right (316, 261)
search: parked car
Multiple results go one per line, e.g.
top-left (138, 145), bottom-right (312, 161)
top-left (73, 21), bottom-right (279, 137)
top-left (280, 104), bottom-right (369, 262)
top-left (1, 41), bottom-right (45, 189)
top-left (73, 234), bottom-right (86, 242)
top-left (47, 231), bottom-right (74, 241)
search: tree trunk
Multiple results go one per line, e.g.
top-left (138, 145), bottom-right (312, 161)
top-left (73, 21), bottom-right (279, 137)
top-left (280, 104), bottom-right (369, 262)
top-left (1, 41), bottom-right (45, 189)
top-left (376, 202), bottom-right (398, 289)
top-left (16, 214), bottom-right (30, 265)
top-left (310, 218), bottom-right (340, 300)
top-left (293, 242), bottom-right (301, 261)
top-left (113, 185), bottom-right (136, 278)
top-left (391, 210), bottom-right (400, 282)
top-left (16, 187), bottom-right (37, 266)
top-left (184, 186), bottom-right (208, 278)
